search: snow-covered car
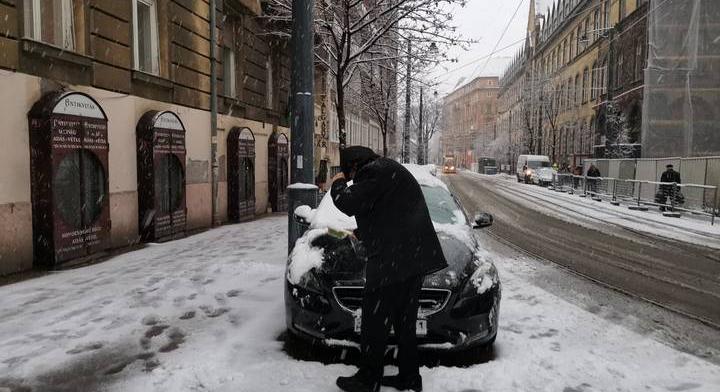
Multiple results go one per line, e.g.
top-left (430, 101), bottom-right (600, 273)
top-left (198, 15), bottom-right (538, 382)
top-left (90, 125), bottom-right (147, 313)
top-left (532, 167), bottom-right (556, 186)
top-left (285, 165), bottom-right (501, 355)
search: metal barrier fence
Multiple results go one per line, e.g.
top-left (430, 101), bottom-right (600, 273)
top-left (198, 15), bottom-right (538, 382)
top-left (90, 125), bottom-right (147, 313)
top-left (552, 174), bottom-right (718, 225)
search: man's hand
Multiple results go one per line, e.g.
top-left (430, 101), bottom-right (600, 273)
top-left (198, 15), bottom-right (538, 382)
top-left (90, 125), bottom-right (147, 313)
top-left (331, 172), bottom-right (346, 183)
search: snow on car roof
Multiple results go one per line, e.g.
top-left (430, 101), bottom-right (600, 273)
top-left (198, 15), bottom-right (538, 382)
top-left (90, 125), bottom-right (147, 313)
top-left (403, 164), bottom-right (448, 190)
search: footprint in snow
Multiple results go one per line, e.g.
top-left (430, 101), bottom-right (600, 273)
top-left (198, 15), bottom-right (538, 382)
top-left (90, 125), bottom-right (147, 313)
top-left (200, 305), bottom-right (230, 318)
top-left (159, 327), bottom-right (186, 353)
top-left (226, 289), bottom-right (243, 297)
top-left (66, 342), bottom-right (104, 355)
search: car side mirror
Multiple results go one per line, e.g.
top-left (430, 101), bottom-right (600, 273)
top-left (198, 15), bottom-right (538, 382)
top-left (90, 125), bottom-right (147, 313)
top-left (472, 212), bottom-right (493, 229)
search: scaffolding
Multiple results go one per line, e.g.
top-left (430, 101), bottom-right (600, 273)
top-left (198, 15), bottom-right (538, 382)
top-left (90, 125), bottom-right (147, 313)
top-left (642, 0), bottom-right (720, 158)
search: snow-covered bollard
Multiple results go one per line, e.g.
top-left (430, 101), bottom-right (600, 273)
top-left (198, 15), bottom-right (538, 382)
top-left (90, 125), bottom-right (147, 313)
top-left (287, 183), bottom-right (320, 254)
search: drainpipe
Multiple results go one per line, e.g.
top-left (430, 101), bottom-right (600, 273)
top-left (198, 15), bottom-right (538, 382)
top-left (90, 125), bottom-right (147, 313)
top-left (210, 0), bottom-right (219, 226)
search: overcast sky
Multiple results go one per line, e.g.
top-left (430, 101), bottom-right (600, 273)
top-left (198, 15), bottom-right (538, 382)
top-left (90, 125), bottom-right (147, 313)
top-left (431, 0), bottom-right (555, 96)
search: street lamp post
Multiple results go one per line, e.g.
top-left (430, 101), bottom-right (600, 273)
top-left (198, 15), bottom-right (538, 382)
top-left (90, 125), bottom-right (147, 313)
top-left (288, 0), bottom-right (318, 253)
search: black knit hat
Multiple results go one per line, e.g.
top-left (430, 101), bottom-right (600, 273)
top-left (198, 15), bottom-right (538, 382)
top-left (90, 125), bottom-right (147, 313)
top-left (340, 146), bottom-right (379, 178)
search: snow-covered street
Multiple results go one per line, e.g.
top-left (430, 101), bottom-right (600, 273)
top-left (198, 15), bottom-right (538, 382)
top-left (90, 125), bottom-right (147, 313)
top-left (1, 216), bottom-right (719, 391)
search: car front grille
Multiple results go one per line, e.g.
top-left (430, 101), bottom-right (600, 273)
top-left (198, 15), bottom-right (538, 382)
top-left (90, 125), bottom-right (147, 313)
top-left (332, 286), bottom-right (452, 317)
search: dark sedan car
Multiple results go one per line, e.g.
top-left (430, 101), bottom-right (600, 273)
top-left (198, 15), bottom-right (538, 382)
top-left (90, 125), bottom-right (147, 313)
top-left (285, 165), bottom-right (501, 354)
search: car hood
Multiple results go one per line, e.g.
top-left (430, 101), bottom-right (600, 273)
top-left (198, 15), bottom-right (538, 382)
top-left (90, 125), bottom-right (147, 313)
top-left (313, 232), bottom-right (476, 291)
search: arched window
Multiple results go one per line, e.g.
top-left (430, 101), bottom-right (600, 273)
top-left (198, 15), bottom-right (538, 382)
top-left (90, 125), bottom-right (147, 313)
top-left (228, 127), bottom-right (256, 221)
top-left (574, 74), bottom-right (580, 106)
top-left (582, 67), bottom-right (589, 103)
top-left (591, 62), bottom-right (598, 100)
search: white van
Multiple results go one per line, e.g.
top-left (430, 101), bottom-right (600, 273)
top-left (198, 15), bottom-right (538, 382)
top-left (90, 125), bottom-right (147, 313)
top-left (516, 155), bottom-right (552, 184)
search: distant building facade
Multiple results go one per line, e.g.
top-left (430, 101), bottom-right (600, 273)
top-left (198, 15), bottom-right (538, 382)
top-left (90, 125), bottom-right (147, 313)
top-left (441, 76), bottom-right (499, 168)
top-left (499, 0), bottom-right (719, 164)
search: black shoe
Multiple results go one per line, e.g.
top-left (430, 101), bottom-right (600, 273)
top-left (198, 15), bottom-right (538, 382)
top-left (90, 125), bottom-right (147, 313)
top-left (381, 374), bottom-right (423, 391)
top-left (336, 372), bottom-right (380, 392)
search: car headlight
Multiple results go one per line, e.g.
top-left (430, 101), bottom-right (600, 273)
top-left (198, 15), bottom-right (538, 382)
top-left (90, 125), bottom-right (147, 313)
top-left (450, 166), bottom-right (455, 170)
top-left (450, 263), bottom-right (499, 318)
top-left (288, 271), bottom-right (331, 313)
top-left (297, 270), bottom-right (322, 293)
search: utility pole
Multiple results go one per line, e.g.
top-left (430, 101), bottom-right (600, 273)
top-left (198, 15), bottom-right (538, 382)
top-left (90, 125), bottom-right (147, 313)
top-left (417, 86), bottom-right (424, 164)
top-left (291, 0), bottom-right (315, 183)
top-left (288, 0), bottom-right (318, 253)
top-left (209, 0), bottom-right (219, 226)
top-left (403, 39), bottom-right (411, 163)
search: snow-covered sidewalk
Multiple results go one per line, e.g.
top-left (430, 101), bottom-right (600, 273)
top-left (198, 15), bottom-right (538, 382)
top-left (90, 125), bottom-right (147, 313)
top-left (464, 171), bottom-right (720, 249)
top-left (1, 216), bottom-right (719, 391)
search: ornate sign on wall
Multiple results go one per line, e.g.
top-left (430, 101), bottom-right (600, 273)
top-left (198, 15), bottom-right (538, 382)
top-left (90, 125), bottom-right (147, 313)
top-left (28, 91), bottom-right (110, 267)
top-left (137, 111), bottom-right (187, 242)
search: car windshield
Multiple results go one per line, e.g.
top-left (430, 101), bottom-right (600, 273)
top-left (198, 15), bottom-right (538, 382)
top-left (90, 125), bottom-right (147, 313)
top-left (421, 185), bottom-right (467, 225)
top-left (528, 161), bottom-right (550, 169)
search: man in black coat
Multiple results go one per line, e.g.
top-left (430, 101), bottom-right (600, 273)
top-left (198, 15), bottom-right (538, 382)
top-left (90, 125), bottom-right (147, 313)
top-left (586, 163), bottom-right (601, 194)
top-left (332, 146), bottom-right (447, 392)
top-left (658, 164), bottom-right (683, 210)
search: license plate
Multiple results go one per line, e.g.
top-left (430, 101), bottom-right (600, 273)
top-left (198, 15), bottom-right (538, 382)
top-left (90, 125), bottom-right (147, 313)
top-left (354, 317), bottom-right (427, 336)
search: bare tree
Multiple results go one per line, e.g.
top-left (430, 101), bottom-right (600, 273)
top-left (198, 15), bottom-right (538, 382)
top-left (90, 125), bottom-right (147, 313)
top-left (539, 80), bottom-right (561, 163)
top-left (264, 0), bottom-right (468, 149)
top-left (354, 59), bottom-right (397, 157)
top-left (603, 100), bottom-right (631, 158)
top-left (409, 90), bottom-right (442, 163)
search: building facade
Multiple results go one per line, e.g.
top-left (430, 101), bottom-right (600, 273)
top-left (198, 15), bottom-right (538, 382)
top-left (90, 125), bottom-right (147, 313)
top-left (0, 0), bottom-right (292, 275)
top-left (641, 0), bottom-right (720, 158)
top-left (441, 76), bottom-right (499, 169)
top-left (498, 0), bottom-right (652, 168)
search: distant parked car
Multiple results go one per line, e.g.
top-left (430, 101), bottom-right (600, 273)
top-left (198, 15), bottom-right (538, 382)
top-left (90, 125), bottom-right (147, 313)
top-left (516, 155), bottom-right (551, 183)
top-left (531, 167), bottom-right (556, 186)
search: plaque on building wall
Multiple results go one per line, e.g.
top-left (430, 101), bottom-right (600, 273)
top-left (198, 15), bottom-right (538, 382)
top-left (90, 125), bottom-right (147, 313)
top-left (227, 127), bottom-right (256, 222)
top-left (137, 111), bottom-right (187, 242)
top-left (28, 91), bottom-right (110, 267)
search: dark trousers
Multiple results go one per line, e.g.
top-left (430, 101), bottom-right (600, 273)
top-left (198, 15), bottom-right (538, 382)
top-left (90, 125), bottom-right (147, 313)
top-left (359, 276), bottom-right (423, 382)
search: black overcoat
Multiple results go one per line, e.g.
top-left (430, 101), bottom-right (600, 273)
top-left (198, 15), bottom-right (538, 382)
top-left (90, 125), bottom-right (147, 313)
top-left (331, 158), bottom-right (448, 289)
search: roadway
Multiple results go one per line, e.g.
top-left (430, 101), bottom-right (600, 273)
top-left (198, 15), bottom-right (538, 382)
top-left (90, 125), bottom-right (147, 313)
top-left (445, 171), bottom-right (720, 327)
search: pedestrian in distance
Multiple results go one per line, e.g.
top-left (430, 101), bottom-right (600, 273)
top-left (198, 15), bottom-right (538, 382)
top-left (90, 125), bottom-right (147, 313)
top-left (330, 146), bottom-right (448, 392)
top-left (573, 165), bottom-right (583, 188)
top-left (656, 164), bottom-right (683, 211)
top-left (586, 164), bottom-right (601, 195)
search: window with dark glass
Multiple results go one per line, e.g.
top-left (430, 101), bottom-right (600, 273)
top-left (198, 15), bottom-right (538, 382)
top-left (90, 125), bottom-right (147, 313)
top-left (53, 149), bottom-right (106, 228)
top-left (240, 157), bottom-right (255, 202)
top-left (154, 154), bottom-right (184, 215)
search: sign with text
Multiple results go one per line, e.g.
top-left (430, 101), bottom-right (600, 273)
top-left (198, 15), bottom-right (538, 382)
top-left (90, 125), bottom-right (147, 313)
top-left (28, 91), bottom-right (110, 267)
top-left (137, 111), bottom-right (187, 242)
